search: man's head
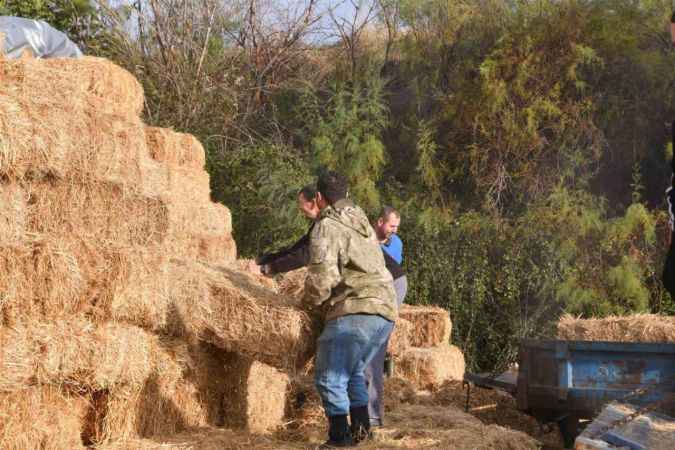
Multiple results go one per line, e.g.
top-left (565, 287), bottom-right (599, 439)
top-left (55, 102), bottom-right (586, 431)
top-left (298, 185), bottom-right (320, 220)
top-left (375, 206), bottom-right (401, 242)
top-left (316, 171), bottom-right (348, 209)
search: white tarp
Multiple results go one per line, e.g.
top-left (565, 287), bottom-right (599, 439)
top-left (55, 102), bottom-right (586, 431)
top-left (0, 16), bottom-right (82, 59)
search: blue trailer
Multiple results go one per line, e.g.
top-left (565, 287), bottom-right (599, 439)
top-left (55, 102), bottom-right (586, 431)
top-left (465, 339), bottom-right (675, 447)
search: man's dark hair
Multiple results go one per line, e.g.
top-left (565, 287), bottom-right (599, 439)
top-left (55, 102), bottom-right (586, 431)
top-left (299, 185), bottom-right (317, 201)
top-left (316, 170), bottom-right (348, 205)
top-left (379, 205), bottom-right (400, 221)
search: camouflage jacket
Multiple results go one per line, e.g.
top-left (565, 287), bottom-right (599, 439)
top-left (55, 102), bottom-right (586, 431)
top-left (302, 199), bottom-right (397, 322)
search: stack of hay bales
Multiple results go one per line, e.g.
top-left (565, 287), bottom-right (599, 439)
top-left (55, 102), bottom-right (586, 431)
top-left (558, 313), bottom-right (675, 342)
top-left (0, 55), bottom-right (313, 449)
top-left (392, 305), bottom-right (465, 389)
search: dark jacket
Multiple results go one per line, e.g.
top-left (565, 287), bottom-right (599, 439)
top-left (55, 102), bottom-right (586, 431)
top-left (257, 223), bottom-right (314, 275)
top-left (257, 222), bottom-right (405, 280)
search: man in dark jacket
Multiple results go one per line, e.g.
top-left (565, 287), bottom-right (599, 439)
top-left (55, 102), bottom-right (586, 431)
top-left (663, 122), bottom-right (675, 296)
top-left (255, 185), bottom-right (320, 275)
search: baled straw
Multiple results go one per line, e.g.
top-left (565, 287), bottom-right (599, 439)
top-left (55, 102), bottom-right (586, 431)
top-left (145, 126), bottom-right (206, 170)
top-left (0, 386), bottom-right (88, 450)
top-left (399, 305), bottom-right (452, 347)
top-left (557, 313), bottom-right (675, 342)
top-left (0, 317), bottom-right (155, 392)
top-left (169, 260), bottom-right (316, 371)
top-left (90, 340), bottom-right (230, 444)
top-left (0, 184), bottom-right (26, 247)
top-left (196, 234), bottom-right (237, 264)
top-left (388, 317), bottom-right (412, 356)
top-left (396, 345), bottom-right (465, 390)
top-left (221, 352), bottom-right (290, 434)
top-left (0, 56), bottom-right (143, 119)
top-left (0, 90), bottom-right (146, 183)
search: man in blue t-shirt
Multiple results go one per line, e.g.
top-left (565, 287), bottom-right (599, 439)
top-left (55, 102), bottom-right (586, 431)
top-left (366, 206), bottom-right (407, 428)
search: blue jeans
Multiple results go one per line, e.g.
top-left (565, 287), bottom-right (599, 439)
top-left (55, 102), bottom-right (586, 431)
top-left (314, 314), bottom-right (394, 417)
top-left (365, 275), bottom-right (408, 425)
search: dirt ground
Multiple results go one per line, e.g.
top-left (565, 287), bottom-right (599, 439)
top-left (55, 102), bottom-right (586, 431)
top-left (100, 377), bottom-right (563, 450)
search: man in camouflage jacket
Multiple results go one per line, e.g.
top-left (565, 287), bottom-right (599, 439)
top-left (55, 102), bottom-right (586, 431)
top-left (302, 171), bottom-right (397, 449)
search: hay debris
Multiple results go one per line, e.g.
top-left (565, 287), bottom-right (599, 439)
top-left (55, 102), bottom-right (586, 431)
top-left (277, 268), bottom-right (307, 299)
top-left (557, 313), bottom-right (675, 342)
top-left (399, 305), bottom-right (452, 348)
top-left (396, 345), bottom-right (465, 390)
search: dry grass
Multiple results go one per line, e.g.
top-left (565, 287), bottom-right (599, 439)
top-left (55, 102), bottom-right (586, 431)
top-left (396, 345), bottom-right (465, 390)
top-left (398, 305), bottom-right (452, 348)
top-left (277, 268), bottom-right (307, 299)
top-left (0, 184), bottom-right (26, 247)
top-left (558, 313), bottom-right (675, 342)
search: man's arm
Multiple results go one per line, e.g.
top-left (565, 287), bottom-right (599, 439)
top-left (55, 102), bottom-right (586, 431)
top-left (256, 225), bottom-right (313, 274)
top-left (302, 221), bottom-right (341, 310)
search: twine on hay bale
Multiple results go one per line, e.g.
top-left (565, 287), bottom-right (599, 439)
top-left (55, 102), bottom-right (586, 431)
top-left (399, 305), bottom-right (452, 348)
top-left (557, 313), bottom-right (675, 342)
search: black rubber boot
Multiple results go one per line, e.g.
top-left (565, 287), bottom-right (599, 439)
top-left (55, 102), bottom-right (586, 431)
top-left (317, 415), bottom-right (354, 449)
top-left (349, 405), bottom-right (372, 444)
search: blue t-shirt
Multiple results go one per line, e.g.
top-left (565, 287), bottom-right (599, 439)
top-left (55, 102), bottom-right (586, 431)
top-left (381, 234), bottom-right (403, 264)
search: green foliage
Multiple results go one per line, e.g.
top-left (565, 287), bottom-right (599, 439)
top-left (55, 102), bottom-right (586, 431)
top-left (208, 142), bottom-right (313, 257)
top-left (297, 75), bottom-right (389, 210)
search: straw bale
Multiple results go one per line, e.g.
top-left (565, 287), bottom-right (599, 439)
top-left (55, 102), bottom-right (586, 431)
top-left (234, 259), bottom-right (279, 291)
top-left (282, 376), bottom-right (325, 438)
top-left (0, 240), bottom-right (171, 326)
top-left (0, 386), bottom-right (88, 450)
top-left (91, 340), bottom-right (230, 444)
top-left (145, 126), bottom-right (206, 170)
top-left (221, 352), bottom-right (290, 434)
top-left (0, 183), bottom-right (26, 246)
top-left (557, 313), bottom-right (675, 342)
top-left (388, 317), bottom-right (412, 356)
top-left (396, 345), bottom-right (465, 390)
top-left (22, 180), bottom-right (169, 247)
top-left (0, 92), bottom-right (146, 183)
top-left (168, 166), bottom-right (211, 204)
top-left (0, 317), bottom-right (156, 392)
top-left (169, 260), bottom-right (316, 371)
top-left (0, 56), bottom-right (143, 119)
top-left (399, 305), bottom-right (452, 347)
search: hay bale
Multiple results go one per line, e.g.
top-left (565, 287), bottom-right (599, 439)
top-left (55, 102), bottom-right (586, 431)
top-left (0, 184), bottom-right (26, 247)
top-left (145, 126), bottom-right (206, 170)
top-left (396, 345), bottom-right (465, 390)
top-left (557, 313), bottom-right (675, 342)
top-left (169, 260), bottom-right (315, 371)
top-left (221, 353), bottom-right (290, 434)
top-left (0, 386), bottom-right (88, 450)
top-left (78, 340), bottom-right (229, 445)
top-left (196, 235), bottom-right (237, 264)
top-left (399, 305), bottom-right (452, 347)
top-left (0, 93), bottom-right (146, 183)
top-left (388, 318), bottom-right (412, 356)
top-left (0, 318), bottom-right (156, 392)
top-left (0, 56), bottom-right (143, 119)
